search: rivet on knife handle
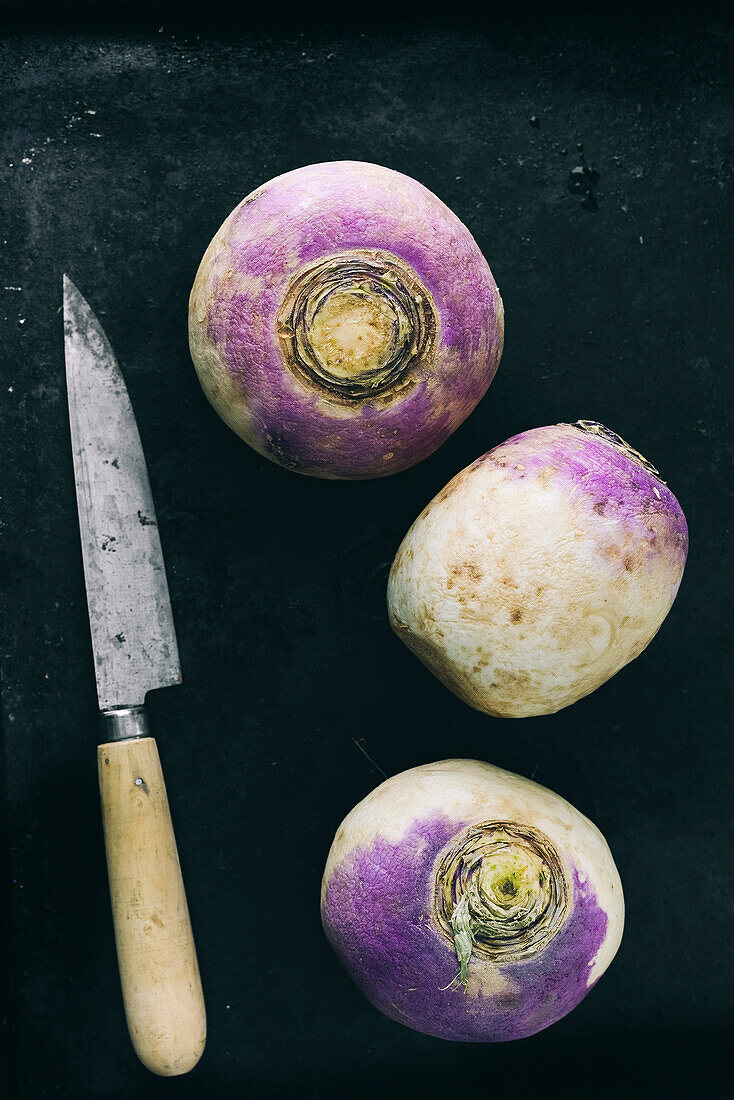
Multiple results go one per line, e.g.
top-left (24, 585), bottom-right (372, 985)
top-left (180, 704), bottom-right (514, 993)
top-left (98, 727), bottom-right (206, 1076)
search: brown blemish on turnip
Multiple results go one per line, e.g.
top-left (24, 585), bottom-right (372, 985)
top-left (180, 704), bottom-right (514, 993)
top-left (537, 467), bottom-right (557, 487)
top-left (242, 187), bottom-right (264, 205)
top-left (602, 543), bottom-right (621, 561)
top-left (449, 560), bottom-right (484, 588)
top-left (433, 484), bottom-right (455, 505)
top-left (491, 667), bottom-right (533, 693)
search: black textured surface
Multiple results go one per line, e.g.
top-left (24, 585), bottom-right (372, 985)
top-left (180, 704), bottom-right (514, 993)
top-left (1, 8), bottom-right (733, 1098)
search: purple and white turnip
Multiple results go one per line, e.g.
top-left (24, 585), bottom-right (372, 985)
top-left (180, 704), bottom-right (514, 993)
top-left (321, 758), bottom-right (624, 1041)
top-left (388, 421), bottom-right (688, 717)
top-left (188, 161), bottom-right (504, 479)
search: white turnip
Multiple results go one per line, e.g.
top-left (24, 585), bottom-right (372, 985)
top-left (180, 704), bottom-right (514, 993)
top-left (387, 421), bottom-right (688, 717)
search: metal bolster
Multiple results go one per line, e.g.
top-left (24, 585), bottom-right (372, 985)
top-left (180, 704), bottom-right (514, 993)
top-left (99, 705), bottom-right (151, 744)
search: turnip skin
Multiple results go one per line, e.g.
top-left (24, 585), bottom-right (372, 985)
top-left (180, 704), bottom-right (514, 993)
top-left (387, 422), bottom-right (688, 718)
top-left (321, 759), bottom-right (623, 1042)
top-left (188, 161), bottom-right (504, 479)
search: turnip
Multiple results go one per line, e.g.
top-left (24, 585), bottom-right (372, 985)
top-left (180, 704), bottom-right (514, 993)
top-left (321, 758), bottom-right (623, 1041)
top-left (188, 161), bottom-right (504, 479)
top-left (387, 421), bottom-right (688, 717)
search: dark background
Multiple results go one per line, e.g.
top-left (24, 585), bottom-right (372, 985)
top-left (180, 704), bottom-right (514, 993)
top-left (1, 4), bottom-right (732, 1097)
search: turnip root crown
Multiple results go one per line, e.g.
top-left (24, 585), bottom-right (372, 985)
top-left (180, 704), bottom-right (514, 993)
top-left (436, 821), bottom-right (569, 984)
top-left (275, 249), bottom-right (437, 402)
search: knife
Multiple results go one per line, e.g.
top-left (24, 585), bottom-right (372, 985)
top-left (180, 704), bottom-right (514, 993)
top-left (63, 276), bottom-right (206, 1076)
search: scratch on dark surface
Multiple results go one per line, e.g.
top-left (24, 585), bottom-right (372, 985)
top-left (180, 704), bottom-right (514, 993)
top-left (352, 737), bottom-right (388, 779)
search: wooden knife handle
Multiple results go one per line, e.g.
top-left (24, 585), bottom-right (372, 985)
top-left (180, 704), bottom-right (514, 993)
top-left (98, 736), bottom-right (206, 1076)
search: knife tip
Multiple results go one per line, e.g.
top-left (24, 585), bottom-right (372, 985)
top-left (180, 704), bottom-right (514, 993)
top-left (62, 274), bottom-right (82, 320)
top-left (63, 272), bottom-right (81, 295)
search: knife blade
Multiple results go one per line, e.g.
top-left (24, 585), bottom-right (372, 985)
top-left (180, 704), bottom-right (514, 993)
top-left (64, 276), bottom-right (206, 1076)
top-left (64, 275), bottom-right (180, 710)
